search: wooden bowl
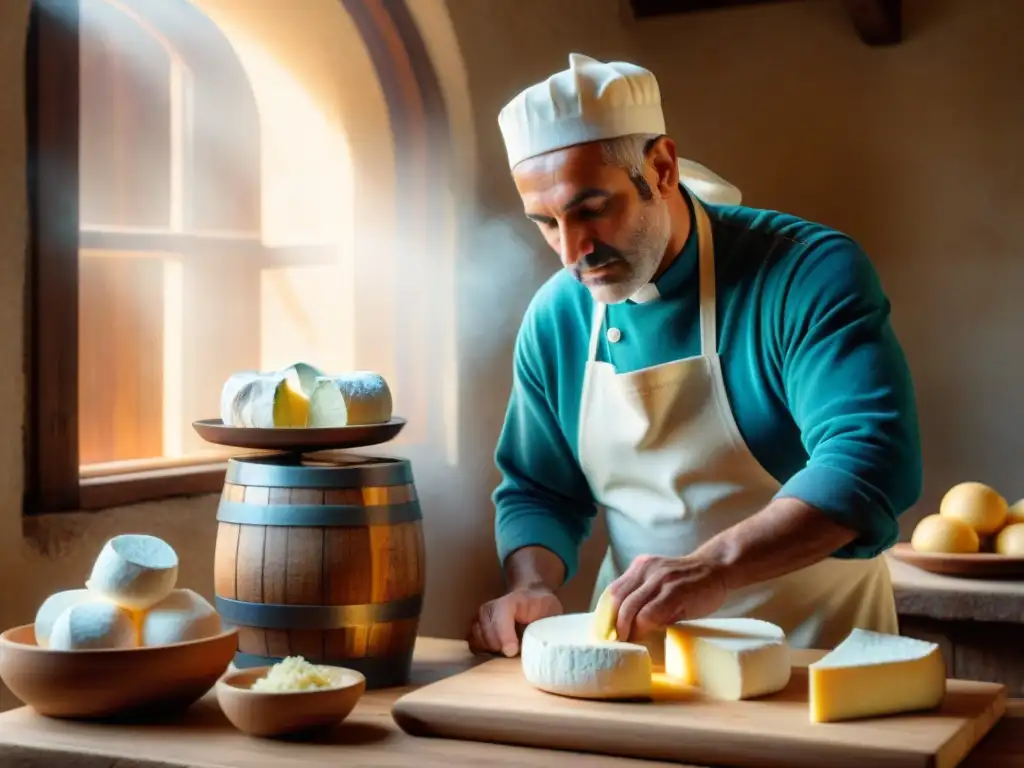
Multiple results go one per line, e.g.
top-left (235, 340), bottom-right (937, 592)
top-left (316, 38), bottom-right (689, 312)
top-left (0, 623), bottom-right (238, 719)
top-left (216, 665), bottom-right (366, 738)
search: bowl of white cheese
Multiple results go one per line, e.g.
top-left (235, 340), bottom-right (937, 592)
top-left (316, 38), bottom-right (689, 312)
top-left (0, 533), bottom-right (237, 719)
top-left (216, 656), bottom-right (366, 738)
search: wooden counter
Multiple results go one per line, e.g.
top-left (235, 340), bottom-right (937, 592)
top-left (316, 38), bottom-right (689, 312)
top-left (887, 553), bottom-right (1024, 695)
top-left (0, 638), bottom-right (1021, 768)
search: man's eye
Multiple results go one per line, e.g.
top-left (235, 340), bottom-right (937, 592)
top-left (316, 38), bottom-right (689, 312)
top-left (577, 207), bottom-right (606, 220)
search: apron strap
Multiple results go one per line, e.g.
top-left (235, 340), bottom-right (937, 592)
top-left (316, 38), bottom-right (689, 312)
top-left (587, 301), bottom-right (607, 362)
top-left (692, 196), bottom-right (718, 356)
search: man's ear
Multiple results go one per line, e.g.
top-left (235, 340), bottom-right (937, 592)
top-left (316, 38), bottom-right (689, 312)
top-left (648, 136), bottom-right (680, 196)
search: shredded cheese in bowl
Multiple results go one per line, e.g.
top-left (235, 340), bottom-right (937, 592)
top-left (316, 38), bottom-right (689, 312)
top-left (249, 655), bottom-right (341, 692)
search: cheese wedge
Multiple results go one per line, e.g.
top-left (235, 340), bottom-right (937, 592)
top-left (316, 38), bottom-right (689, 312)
top-left (48, 600), bottom-right (139, 650)
top-left (140, 589), bottom-right (222, 646)
top-left (86, 534), bottom-right (179, 611)
top-left (664, 617), bottom-right (791, 701)
top-left (34, 589), bottom-right (99, 648)
top-left (590, 586), bottom-right (618, 642)
top-left (521, 613), bottom-right (652, 700)
top-left (307, 371), bottom-right (393, 427)
top-left (219, 362), bottom-right (323, 428)
top-left (808, 629), bottom-right (946, 723)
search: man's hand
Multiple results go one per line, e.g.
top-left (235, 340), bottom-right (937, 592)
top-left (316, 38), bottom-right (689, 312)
top-left (468, 587), bottom-right (564, 657)
top-left (608, 554), bottom-right (727, 641)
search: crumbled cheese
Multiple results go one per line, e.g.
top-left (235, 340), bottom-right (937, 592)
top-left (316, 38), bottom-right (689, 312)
top-left (250, 656), bottom-right (340, 692)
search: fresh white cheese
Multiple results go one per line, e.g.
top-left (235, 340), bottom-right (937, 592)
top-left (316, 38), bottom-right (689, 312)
top-left (808, 628), bottom-right (946, 723)
top-left (140, 588), bottom-right (221, 646)
top-left (521, 613), bottom-right (653, 700)
top-left (220, 373), bottom-right (302, 428)
top-left (34, 589), bottom-right (98, 648)
top-left (664, 617), bottom-right (791, 701)
top-left (48, 600), bottom-right (139, 650)
top-left (85, 534), bottom-right (179, 611)
top-left (307, 371), bottom-right (393, 427)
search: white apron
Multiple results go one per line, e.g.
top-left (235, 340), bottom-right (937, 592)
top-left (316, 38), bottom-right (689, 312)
top-left (579, 193), bottom-right (896, 654)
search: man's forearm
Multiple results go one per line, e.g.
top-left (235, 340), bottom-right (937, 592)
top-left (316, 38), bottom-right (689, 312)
top-left (694, 497), bottom-right (859, 591)
top-left (504, 545), bottom-right (566, 593)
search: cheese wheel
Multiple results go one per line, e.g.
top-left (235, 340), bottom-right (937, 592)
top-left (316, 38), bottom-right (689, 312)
top-left (910, 513), bottom-right (980, 554)
top-left (808, 629), bottom-right (945, 723)
top-left (48, 601), bottom-right (139, 650)
top-left (34, 589), bottom-right (98, 648)
top-left (521, 613), bottom-right (652, 700)
top-left (995, 522), bottom-right (1024, 556)
top-left (664, 617), bottom-right (791, 701)
top-left (939, 481), bottom-right (1008, 535)
top-left (219, 373), bottom-right (296, 428)
top-left (307, 371), bottom-right (393, 427)
top-left (1007, 499), bottom-right (1024, 527)
top-left (140, 589), bottom-right (222, 646)
top-left (86, 534), bottom-right (179, 611)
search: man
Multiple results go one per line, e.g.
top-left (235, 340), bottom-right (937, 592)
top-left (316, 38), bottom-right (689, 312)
top-left (468, 53), bottom-right (921, 658)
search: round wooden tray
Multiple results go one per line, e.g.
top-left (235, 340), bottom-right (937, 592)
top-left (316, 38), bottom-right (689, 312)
top-left (890, 542), bottom-right (1024, 579)
top-left (192, 417), bottom-right (406, 452)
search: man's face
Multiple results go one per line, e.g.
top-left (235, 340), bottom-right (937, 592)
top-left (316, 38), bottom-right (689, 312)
top-left (512, 141), bottom-right (672, 304)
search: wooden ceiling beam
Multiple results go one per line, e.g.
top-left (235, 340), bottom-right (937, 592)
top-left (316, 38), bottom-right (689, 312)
top-left (628, 0), bottom-right (903, 46)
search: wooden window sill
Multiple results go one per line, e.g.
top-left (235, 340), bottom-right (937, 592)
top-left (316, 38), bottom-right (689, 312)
top-left (77, 462), bottom-right (227, 511)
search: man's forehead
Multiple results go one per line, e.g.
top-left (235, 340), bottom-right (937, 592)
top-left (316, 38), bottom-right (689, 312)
top-left (512, 143), bottom-right (622, 206)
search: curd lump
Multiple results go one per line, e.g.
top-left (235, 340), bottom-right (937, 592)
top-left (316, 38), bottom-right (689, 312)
top-left (250, 655), bottom-right (340, 692)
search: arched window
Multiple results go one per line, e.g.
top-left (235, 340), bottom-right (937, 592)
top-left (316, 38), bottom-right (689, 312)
top-left (26, 0), bottom-right (458, 512)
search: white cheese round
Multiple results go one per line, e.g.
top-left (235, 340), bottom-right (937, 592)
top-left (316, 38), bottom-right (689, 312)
top-left (521, 613), bottom-right (653, 700)
top-left (665, 617), bottom-right (792, 701)
top-left (48, 600), bottom-right (139, 650)
top-left (140, 588), bottom-right (222, 646)
top-left (85, 534), bottom-right (179, 611)
top-left (307, 371), bottom-right (393, 427)
top-left (34, 589), bottom-right (98, 648)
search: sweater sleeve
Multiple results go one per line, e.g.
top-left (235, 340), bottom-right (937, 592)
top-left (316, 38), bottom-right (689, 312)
top-left (774, 237), bottom-right (922, 558)
top-left (492, 308), bottom-right (598, 583)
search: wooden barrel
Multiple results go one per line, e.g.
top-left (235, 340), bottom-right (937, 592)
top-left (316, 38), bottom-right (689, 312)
top-left (213, 453), bottom-right (425, 689)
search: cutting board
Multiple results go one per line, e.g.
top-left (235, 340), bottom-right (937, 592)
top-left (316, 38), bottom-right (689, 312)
top-left (392, 655), bottom-right (1007, 768)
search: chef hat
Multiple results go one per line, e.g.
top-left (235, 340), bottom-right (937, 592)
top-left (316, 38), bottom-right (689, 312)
top-left (498, 53), bottom-right (742, 206)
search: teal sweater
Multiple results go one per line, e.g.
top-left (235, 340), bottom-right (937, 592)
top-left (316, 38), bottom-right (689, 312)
top-left (492, 195), bottom-right (922, 582)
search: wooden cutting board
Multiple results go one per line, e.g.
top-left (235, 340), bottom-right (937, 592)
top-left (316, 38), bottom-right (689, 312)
top-left (391, 654), bottom-right (1007, 768)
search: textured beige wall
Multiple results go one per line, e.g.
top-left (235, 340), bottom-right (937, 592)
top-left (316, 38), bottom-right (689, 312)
top-left (1, 0), bottom-right (1021, 710)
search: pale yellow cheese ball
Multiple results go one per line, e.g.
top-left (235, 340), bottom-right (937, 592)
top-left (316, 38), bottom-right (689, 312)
top-left (911, 513), bottom-right (980, 554)
top-left (939, 482), bottom-right (1008, 536)
top-left (995, 523), bottom-right (1024, 556)
top-left (1006, 499), bottom-right (1024, 527)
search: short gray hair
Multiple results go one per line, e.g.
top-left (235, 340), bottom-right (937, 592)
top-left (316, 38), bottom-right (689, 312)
top-left (599, 133), bottom-right (663, 199)
top-left (599, 133), bottom-right (662, 175)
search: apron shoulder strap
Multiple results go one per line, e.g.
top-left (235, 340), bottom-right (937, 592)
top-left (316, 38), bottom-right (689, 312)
top-left (587, 300), bottom-right (606, 362)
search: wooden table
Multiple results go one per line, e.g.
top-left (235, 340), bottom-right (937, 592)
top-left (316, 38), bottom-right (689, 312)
top-left (887, 553), bottom-right (1024, 696)
top-left (0, 638), bottom-right (1021, 767)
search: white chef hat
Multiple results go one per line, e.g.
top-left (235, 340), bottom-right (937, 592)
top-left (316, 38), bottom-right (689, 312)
top-left (498, 53), bottom-right (742, 206)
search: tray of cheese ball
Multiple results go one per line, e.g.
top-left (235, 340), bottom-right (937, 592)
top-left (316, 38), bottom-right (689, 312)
top-left (193, 362), bottom-right (405, 452)
top-left (894, 480), bottom-right (1024, 578)
top-left (392, 588), bottom-right (1007, 768)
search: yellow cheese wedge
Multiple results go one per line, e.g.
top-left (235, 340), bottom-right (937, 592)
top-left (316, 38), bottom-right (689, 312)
top-left (590, 586), bottom-right (618, 642)
top-left (808, 629), bottom-right (946, 723)
top-left (665, 617), bottom-right (791, 701)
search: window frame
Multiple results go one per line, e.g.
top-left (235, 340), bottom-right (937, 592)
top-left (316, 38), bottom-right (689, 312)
top-left (25, 0), bottom-right (452, 515)
top-left (23, 0), bottom-right (330, 513)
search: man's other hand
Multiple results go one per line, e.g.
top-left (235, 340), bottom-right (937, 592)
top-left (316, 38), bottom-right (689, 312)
top-left (467, 587), bottom-right (563, 657)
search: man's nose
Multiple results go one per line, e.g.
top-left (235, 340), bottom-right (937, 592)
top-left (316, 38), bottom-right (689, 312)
top-left (559, 224), bottom-right (593, 269)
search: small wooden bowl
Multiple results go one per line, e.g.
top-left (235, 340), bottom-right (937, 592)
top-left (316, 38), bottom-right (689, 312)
top-left (216, 665), bottom-right (366, 738)
top-left (0, 623), bottom-right (238, 719)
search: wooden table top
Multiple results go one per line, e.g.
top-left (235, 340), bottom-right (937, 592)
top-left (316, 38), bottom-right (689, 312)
top-left (0, 638), bottom-right (1021, 768)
